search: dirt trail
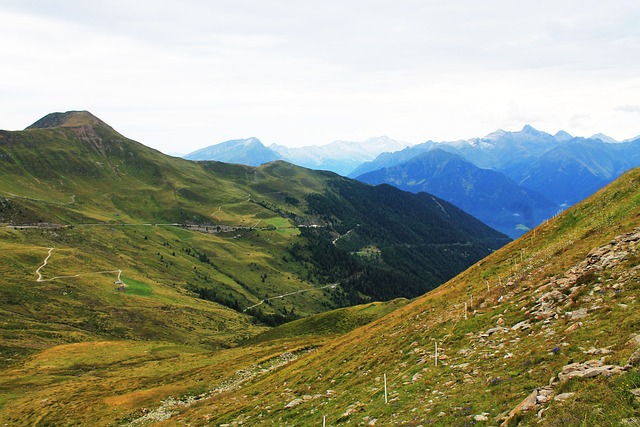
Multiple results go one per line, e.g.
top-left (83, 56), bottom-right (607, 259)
top-left (332, 226), bottom-right (357, 245)
top-left (35, 248), bottom-right (54, 282)
top-left (243, 284), bottom-right (338, 312)
top-left (35, 247), bottom-right (123, 283)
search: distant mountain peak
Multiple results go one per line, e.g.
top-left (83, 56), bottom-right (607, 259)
top-left (554, 130), bottom-right (573, 142)
top-left (26, 110), bottom-right (109, 130)
top-left (590, 133), bottom-right (619, 144)
top-left (483, 129), bottom-right (507, 140)
top-left (520, 124), bottom-right (546, 135)
top-left (183, 137), bottom-right (281, 166)
top-left (623, 135), bottom-right (640, 143)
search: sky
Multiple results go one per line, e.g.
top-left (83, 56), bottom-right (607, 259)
top-left (1, 1), bottom-right (639, 153)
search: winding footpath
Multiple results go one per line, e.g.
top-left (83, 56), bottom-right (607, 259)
top-left (35, 247), bottom-right (123, 283)
top-left (35, 248), bottom-right (55, 282)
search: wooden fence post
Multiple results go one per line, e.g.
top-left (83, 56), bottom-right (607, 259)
top-left (384, 373), bottom-right (388, 404)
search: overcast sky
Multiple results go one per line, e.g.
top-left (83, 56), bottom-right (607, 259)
top-left (1, 1), bottom-right (639, 153)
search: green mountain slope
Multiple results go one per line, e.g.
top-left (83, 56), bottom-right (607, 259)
top-left (155, 168), bottom-right (640, 426)
top-left (0, 111), bottom-right (508, 319)
top-left (0, 111), bottom-right (511, 425)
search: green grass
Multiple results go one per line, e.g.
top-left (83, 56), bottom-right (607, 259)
top-left (121, 277), bottom-right (153, 296)
top-left (156, 168), bottom-right (640, 426)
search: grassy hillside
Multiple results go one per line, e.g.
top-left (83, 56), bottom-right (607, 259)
top-left (0, 111), bottom-right (511, 425)
top-left (0, 111), bottom-right (508, 330)
top-left (144, 168), bottom-right (639, 426)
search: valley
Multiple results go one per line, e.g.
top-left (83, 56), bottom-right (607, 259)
top-left (186, 125), bottom-right (639, 238)
top-left (0, 111), bottom-right (637, 426)
top-left (0, 111), bottom-right (513, 425)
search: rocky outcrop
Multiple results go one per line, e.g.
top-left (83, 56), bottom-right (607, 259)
top-left (557, 359), bottom-right (630, 382)
top-left (500, 387), bottom-right (554, 427)
top-left (499, 228), bottom-right (639, 426)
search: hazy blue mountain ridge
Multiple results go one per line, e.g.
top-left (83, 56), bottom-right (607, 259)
top-left (269, 136), bottom-right (410, 175)
top-left (184, 137), bottom-right (282, 166)
top-left (184, 136), bottom-right (409, 175)
top-left (357, 149), bottom-right (559, 238)
top-left (351, 126), bottom-right (640, 207)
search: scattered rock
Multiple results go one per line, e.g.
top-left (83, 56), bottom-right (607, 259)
top-left (284, 398), bottom-right (303, 409)
top-left (566, 308), bottom-right (587, 320)
top-left (585, 347), bottom-right (612, 355)
top-left (558, 359), bottom-right (629, 382)
top-left (474, 413), bottom-right (489, 422)
top-left (536, 389), bottom-right (553, 404)
top-left (501, 387), bottom-right (553, 427)
top-left (486, 326), bottom-right (509, 335)
top-left (628, 348), bottom-right (640, 366)
top-left (511, 320), bottom-right (532, 331)
top-left (565, 322), bottom-right (582, 333)
top-left (554, 392), bottom-right (575, 402)
top-left (340, 402), bottom-right (364, 418)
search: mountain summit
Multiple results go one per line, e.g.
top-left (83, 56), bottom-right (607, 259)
top-left (26, 110), bottom-right (110, 130)
top-left (184, 137), bottom-right (282, 166)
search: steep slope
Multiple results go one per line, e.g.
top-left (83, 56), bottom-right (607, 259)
top-left (183, 137), bottom-right (282, 166)
top-left (356, 149), bottom-right (559, 238)
top-left (159, 168), bottom-right (640, 427)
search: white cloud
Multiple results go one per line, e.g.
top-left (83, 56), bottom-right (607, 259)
top-left (616, 105), bottom-right (640, 115)
top-left (1, 1), bottom-right (640, 151)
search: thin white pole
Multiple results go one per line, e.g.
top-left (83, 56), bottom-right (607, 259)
top-left (323, 415), bottom-right (326, 426)
top-left (464, 302), bottom-right (467, 320)
top-left (435, 341), bottom-right (438, 367)
top-left (384, 373), bottom-right (388, 404)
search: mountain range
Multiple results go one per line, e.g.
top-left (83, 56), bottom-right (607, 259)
top-left (0, 111), bottom-right (638, 425)
top-left (184, 135), bottom-right (409, 175)
top-left (183, 137), bottom-right (281, 166)
top-left (184, 126), bottom-right (639, 238)
top-left (351, 125), bottom-right (640, 206)
top-left (357, 149), bottom-right (559, 238)
top-left (350, 126), bottom-right (640, 238)
top-left (0, 110), bottom-right (508, 342)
